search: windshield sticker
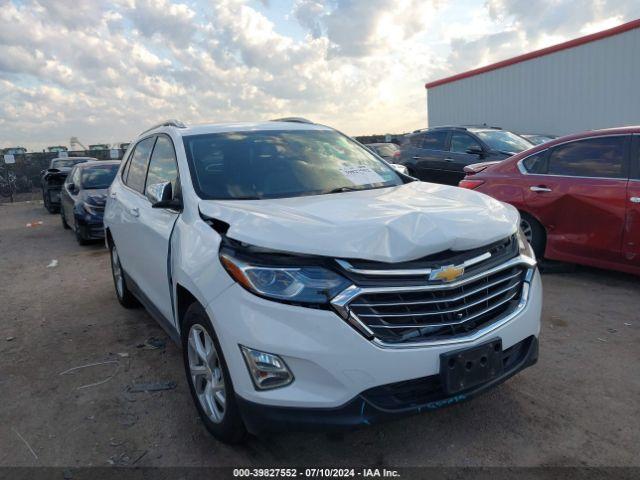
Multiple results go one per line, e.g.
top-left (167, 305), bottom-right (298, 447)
top-left (338, 165), bottom-right (384, 186)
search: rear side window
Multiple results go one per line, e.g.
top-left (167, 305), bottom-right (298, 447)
top-left (125, 137), bottom-right (155, 193)
top-left (145, 136), bottom-right (179, 199)
top-left (522, 151), bottom-right (548, 174)
top-left (547, 136), bottom-right (627, 179)
top-left (408, 134), bottom-right (423, 147)
top-left (421, 131), bottom-right (448, 150)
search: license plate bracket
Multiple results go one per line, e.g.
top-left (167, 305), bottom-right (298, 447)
top-left (440, 339), bottom-right (503, 395)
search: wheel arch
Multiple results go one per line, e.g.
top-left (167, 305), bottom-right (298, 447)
top-left (105, 227), bottom-right (113, 247)
top-left (176, 283), bottom-right (200, 334)
top-left (518, 209), bottom-right (548, 257)
top-left (518, 209), bottom-right (546, 234)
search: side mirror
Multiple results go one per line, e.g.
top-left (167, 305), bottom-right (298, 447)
top-left (466, 146), bottom-right (484, 155)
top-left (148, 181), bottom-right (181, 209)
top-left (390, 163), bottom-right (409, 175)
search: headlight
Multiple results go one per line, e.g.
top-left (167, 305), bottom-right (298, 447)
top-left (82, 203), bottom-right (101, 215)
top-left (220, 253), bottom-right (352, 305)
top-left (517, 227), bottom-right (535, 261)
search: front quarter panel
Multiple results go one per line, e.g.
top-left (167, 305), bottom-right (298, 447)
top-left (171, 215), bottom-right (235, 325)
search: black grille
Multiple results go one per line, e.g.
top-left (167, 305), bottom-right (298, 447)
top-left (348, 265), bottom-right (526, 344)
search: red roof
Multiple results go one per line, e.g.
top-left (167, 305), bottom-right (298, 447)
top-left (425, 18), bottom-right (640, 89)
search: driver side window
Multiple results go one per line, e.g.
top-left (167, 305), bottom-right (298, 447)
top-left (450, 132), bottom-right (481, 154)
top-left (66, 167), bottom-right (80, 188)
top-left (145, 136), bottom-right (179, 201)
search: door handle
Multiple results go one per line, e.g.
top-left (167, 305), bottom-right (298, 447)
top-left (530, 186), bottom-right (552, 192)
top-left (630, 197), bottom-right (640, 204)
top-left (129, 207), bottom-right (139, 217)
top-left (412, 156), bottom-right (420, 160)
top-left (444, 157), bottom-right (454, 162)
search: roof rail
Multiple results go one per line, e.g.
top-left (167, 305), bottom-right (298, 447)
top-left (270, 117), bottom-right (314, 124)
top-left (140, 119), bottom-right (187, 135)
top-left (461, 124), bottom-right (502, 130)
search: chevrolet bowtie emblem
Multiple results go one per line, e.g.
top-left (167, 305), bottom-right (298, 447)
top-left (429, 264), bottom-right (465, 283)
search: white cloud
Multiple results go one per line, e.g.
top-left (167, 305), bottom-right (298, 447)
top-left (0, 0), bottom-right (639, 150)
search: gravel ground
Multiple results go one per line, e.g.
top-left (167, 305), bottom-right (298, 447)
top-left (1, 201), bottom-right (639, 468)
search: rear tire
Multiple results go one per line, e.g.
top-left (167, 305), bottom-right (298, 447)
top-left (182, 302), bottom-right (247, 444)
top-left (519, 212), bottom-right (546, 258)
top-left (109, 242), bottom-right (139, 308)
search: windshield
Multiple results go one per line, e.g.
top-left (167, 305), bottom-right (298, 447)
top-left (183, 129), bottom-right (403, 200)
top-left (524, 135), bottom-right (554, 145)
top-left (81, 164), bottom-right (119, 189)
top-left (372, 144), bottom-right (398, 157)
top-left (474, 130), bottom-right (532, 153)
top-left (51, 159), bottom-right (88, 169)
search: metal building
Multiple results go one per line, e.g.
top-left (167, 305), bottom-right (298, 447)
top-left (425, 19), bottom-right (640, 136)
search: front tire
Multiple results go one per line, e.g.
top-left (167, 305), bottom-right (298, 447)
top-left (182, 302), bottom-right (246, 444)
top-left (109, 242), bottom-right (139, 308)
top-left (520, 212), bottom-right (546, 258)
top-left (74, 217), bottom-right (90, 245)
top-left (42, 189), bottom-right (58, 213)
top-left (60, 207), bottom-right (70, 229)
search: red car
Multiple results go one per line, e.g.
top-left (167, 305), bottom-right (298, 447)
top-left (459, 126), bottom-right (640, 276)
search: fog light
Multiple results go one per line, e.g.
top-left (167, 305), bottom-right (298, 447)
top-left (239, 345), bottom-right (294, 390)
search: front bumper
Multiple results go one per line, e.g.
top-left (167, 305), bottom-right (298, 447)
top-left (206, 266), bottom-right (542, 428)
top-left (76, 214), bottom-right (105, 239)
top-left (237, 335), bottom-right (538, 434)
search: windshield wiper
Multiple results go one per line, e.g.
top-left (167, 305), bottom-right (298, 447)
top-left (324, 186), bottom-right (365, 194)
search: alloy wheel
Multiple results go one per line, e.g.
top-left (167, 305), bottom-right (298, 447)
top-left (187, 324), bottom-right (226, 423)
top-left (520, 218), bottom-right (533, 244)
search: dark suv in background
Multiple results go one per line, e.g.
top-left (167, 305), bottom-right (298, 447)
top-left (397, 126), bottom-right (532, 185)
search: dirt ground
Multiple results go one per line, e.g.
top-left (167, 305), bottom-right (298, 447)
top-left (1, 201), bottom-right (639, 468)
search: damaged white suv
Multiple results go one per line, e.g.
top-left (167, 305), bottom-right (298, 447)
top-left (104, 118), bottom-right (541, 443)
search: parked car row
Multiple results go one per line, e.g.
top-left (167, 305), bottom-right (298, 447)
top-left (60, 160), bottom-right (121, 244)
top-left (391, 126), bottom-right (534, 186)
top-left (370, 124), bottom-right (638, 277)
top-left (458, 126), bottom-right (640, 276)
top-left (42, 157), bottom-right (120, 245)
top-left (41, 157), bottom-right (96, 213)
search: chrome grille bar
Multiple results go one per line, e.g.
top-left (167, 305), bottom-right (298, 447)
top-left (331, 255), bottom-right (537, 347)
top-left (350, 269), bottom-right (521, 308)
top-left (355, 280), bottom-right (521, 318)
top-left (365, 289), bottom-right (520, 328)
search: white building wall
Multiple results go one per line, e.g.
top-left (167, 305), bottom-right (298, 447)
top-left (427, 27), bottom-right (640, 136)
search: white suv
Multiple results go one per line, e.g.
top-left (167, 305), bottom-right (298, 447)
top-left (104, 118), bottom-right (541, 443)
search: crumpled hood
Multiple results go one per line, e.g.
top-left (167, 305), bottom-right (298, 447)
top-left (199, 182), bottom-right (518, 263)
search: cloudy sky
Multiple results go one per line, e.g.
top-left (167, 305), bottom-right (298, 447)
top-left (1, 0), bottom-right (639, 151)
